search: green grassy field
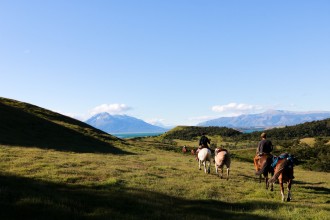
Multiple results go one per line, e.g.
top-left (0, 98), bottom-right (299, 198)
top-left (1, 141), bottom-right (329, 220)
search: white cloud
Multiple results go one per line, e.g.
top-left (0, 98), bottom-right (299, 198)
top-left (146, 118), bottom-right (165, 125)
top-left (89, 104), bottom-right (132, 116)
top-left (211, 102), bottom-right (264, 116)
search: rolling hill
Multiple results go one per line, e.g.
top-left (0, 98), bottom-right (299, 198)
top-left (0, 97), bottom-right (127, 153)
top-left (0, 97), bottom-right (329, 219)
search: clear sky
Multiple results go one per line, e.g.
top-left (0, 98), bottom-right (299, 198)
top-left (1, 0), bottom-right (329, 126)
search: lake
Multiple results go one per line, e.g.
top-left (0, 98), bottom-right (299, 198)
top-left (112, 132), bottom-right (165, 139)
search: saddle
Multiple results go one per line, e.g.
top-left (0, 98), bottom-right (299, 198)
top-left (271, 153), bottom-right (295, 169)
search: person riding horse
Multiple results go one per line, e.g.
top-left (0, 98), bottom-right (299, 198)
top-left (199, 132), bottom-right (211, 150)
top-left (256, 132), bottom-right (273, 156)
top-left (254, 132), bottom-right (274, 189)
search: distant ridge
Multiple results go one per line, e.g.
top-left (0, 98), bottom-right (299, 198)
top-left (85, 112), bottom-right (167, 134)
top-left (198, 110), bottom-right (330, 128)
top-left (0, 97), bottom-right (126, 153)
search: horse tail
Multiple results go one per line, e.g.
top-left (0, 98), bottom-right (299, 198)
top-left (225, 153), bottom-right (231, 168)
top-left (268, 159), bottom-right (288, 184)
top-left (255, 161), bottom-right (268, 175)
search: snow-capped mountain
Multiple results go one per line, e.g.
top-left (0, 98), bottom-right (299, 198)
top-left (198, 110), bottom-right (330, 128)
top-left (85, 113), bottom-right (167, 133)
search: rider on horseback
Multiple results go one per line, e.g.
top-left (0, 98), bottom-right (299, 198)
top-left (256, 132), bottom-right (273, 155)
top-left (254, 132), bottom-right (274, 170)
top-left (199, 132), bottom-right (211, 150)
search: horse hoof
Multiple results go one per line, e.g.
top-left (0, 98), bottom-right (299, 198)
top-left (287, 198), bottom-right (291, 202)
top-left (270, 188), bottom-right (273, 191)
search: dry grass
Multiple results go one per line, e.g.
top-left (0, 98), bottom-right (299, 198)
top-left (300, 138), bottom-right (316, 146)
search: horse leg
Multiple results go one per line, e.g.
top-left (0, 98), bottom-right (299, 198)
top-left (279, 180), bottom-right (285, 202)
top-left (199, 159), bottom-right (201, 170)
top-left (259, 174), bottom-right (262, 183)
top-left (203, 161), bottom-right (207, 173)
top-left (270, 181), bottom-right (274, 191)
top-left (219, 165), bottom-right (223, 179)
top-left (287, 179), bottom-right (292, 202)
top-left (207, 161), bottom-right (210, 174)
top-left (270, 172), bottom-right (274, 191)
top-left (226, 167), bottom-right (230, 180)
top-left (215, 164), bottom-right (218, 175)
top-left (265, 174), bottom-right (269, 190)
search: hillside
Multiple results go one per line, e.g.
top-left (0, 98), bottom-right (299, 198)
top-left (0, 142), bottom-right (329, 219)
top-left (198, 110), bottom-right (330, 128)
top-left (157, 120), bottom-right (330, 172)
top-left (236, 118), bottom-right (330, 141)
top-left (0, 97), bottom-right (329, 219)
top-left (0, 97), bottom-right (127, 153)
top-left (85, 112), bottom-right (167, 133)
top-left (160, 126), bottom-right (241, 141)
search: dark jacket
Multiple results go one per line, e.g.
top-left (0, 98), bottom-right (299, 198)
top-left (257, 139), bottom-right (273, 154)
top-left (199, 135), bottom-right (210, 148)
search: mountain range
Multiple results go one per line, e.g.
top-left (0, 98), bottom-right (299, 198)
top-left (198, 110), bottom-right (330, 128)
top-left (85, 113), bottom-right (167, 134)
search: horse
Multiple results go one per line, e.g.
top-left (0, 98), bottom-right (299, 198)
top-left (268, 153), bottom-right (295, 202)
top-left (197, 148), bottom-right (212, 174)
top-left (254, 154), bottom-right (274, 191)
top-left (214, 148), bottom-right (231, 180)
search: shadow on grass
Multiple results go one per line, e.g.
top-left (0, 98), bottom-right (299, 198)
top-left (0, 173), bottom-right (285, 220)
top-left (300, 185), bottom-right (330, 195)
top-left (0, 103), bottom-right (131, 154)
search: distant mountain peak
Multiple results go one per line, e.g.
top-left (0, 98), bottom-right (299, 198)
top-left (85, 112), bottom-right (167, 133)
top-left (262, 109), bottom-right (288, 114)
top-left (198, 110), bottom-right (330, 128)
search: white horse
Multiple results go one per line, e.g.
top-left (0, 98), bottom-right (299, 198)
top-left (214, 148), bottom-right (231, 180)
top-left (197, 148), bottom-right (212, 174)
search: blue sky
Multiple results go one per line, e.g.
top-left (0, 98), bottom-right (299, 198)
top-left (1, 0), bottom-right (329, 126)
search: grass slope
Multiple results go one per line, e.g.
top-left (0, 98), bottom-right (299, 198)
top-left (0, 97), bottom-right (329, 219)
top-left (0, 142), bottom-right (329, 220)
top-left (0, 97), bottom-right (128, 153)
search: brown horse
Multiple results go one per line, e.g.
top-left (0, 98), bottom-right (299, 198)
top-left (268, 154), bottom-right (294, 202)
top-left (254, 154), bottom-right (274, 191)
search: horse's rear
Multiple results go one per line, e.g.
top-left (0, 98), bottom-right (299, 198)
top-left (214, 148), bottom-right (231, 180)
top-left (197, 148), bottom-right (211, 174)
top-left (254, 154), bottom-right (274, 190)
top-left (269, 154), bottom-right (295, 202)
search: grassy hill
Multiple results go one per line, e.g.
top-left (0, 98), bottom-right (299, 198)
top-left (0, 97), bottom-right (127, 153)
top-left (160, 126), bottom-right (241, 141)
top-left (0, 143), bottom-right (329, 219)
top-left (0, 97), bottom-right (329, 219)
top-left (154, 122), bottom-right (330, 172)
